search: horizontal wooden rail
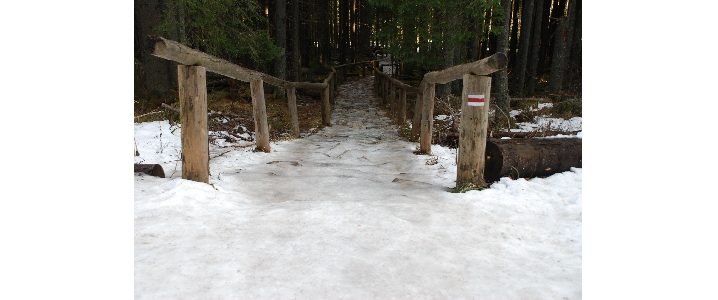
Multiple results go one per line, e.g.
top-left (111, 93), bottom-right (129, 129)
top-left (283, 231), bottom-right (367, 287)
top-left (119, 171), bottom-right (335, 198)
top-left (422, 53), bottom-right (507, 84)
top-left (373, 69), bottom-right (421, 94)
top-left (148, 36), bottom-right (327, 90)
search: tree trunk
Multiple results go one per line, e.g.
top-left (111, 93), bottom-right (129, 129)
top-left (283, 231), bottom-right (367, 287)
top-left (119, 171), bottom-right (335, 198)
top-left (291, 0), bottom-right (300, 81)
top-left (567, 0), bottom-right (582, 93)
top-left (484, 138), bottom-right (582, 182)
top-left (321, 0), bottom-right (332, 65)
top-left (545, 0), bottom-right (568, 69)
top-left (358, 0), bottom-right (371, 58)
top-left (274, 0), bottom-right (287, 97)
top-left (508, 0), bottom-right (521, 70)
top-left (135, 0), bottom-right (174, 100)
top-left (549, 0), bottom-right (577, 93)
top-left (536, 0), bottom-right (553, 74)
top-left (340, 0), bottom-right (348, 64)
top-left (513, 0), bottom-right (535, 97)
top-left (525, 0), bottom-right (544, 95)
top-left (492, 0), bottom-right (513, 115)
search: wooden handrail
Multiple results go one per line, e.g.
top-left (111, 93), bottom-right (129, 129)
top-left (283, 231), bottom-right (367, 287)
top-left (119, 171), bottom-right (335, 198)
top-left (148, 36), bottom-right (328, 90)
top-left (422, 53), bottom-right (507, 84)
top-left (373, 69), bottom-right (420, 94)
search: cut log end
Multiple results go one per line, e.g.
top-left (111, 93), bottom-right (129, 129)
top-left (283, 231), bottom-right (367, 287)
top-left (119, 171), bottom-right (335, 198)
top-left (487, 53), bottom-right (508, 70)
top-left (146, 35), bottom-right (164, 55)
top-left (135, 164), bottom-right (166, 178)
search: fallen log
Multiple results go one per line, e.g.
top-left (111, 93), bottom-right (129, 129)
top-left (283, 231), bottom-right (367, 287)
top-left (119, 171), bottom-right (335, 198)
top-left (484, 138), bottom-right (581, 182)
top-left (490, 130), bottom-right (581, 139)
top-left (134, 164), bottom-right (166, 178)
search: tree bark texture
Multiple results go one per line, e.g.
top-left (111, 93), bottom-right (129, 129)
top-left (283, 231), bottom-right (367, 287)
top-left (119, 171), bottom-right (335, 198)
top-left (567, 0), bottom-right (582, 92)
top-left (135, 0), bottom-right (174, 99)
top-left (549, 0), bottom-right (577, 93)
top-left (251, 80), bottom-right (271, 152)
top-left (525, 0), bottom-right (544, 95)
top-left (457, 75), bottom-right (492, 187)
top-left (178, 65), bottom-right (209, 183)
top-left (274, 0), bottom-right (287, 97)
top-left (513, 0), bottom-right (535, 97)
top-left (340, 0), bottom-right (348, 64)
top-left (492, 0), bottom-right (513, 116)
top-left (484, 138), bottom-right (582, 182)
top-left (291, 0), bottom-right (301, 81)
top-left (508, 0), bottom-right (521, 70)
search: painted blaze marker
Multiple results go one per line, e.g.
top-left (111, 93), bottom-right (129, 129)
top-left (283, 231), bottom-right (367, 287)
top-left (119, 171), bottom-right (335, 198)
top-left (467, 94), bottom-right (485, 107)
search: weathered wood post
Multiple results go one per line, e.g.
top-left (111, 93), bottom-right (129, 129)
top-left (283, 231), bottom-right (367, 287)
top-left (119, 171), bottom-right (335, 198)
top-left (321, 82), bottom-right (331, 126)
top-left (178, 65), bottom-right (209, 183)
top-left (389, 82), bottom-right (396, 111)
top-left (383, 79), bottom-right (389, 105)
top-left (374, 71), bottom-right (381, 96)
top-left (250, 80), bottom-right (271, 152)
top-left (399, 88), bottom-right (407, 124)
top-left (411, 92), bottom-right (422, 141)
top-left (456, 75), bottom-right (491, 187)
top-left (286, 87), bottom-right (300, 138)
top-left (419, 82), bottom-right (436, 153)
top-left (329, 76), bottom-right (334, 105)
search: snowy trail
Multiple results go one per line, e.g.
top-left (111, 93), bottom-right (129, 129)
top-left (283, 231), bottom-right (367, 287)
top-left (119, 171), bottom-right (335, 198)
top-left (211, 76), bottom-right (448, 202)
top-left (134, 76), bottom-right (582, 299)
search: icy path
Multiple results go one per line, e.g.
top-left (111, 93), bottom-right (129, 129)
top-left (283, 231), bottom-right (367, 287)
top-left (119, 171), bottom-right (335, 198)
top-left (213, 76), bottom-right (446, 202)
top-left (134, 77), bottom-right (582, 299)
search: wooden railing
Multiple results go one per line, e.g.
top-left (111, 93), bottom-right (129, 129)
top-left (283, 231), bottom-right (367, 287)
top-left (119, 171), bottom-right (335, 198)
top-left (147, 36), bottom-right (372, 183)
top-left (373, 53), bottom-right (508, 187)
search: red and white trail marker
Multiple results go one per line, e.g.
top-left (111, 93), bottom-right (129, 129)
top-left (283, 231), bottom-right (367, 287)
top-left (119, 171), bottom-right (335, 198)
top-left (467, 94), bottom-right (485, 107)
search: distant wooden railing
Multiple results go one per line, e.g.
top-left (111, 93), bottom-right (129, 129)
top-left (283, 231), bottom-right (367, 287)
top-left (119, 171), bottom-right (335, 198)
top-left (373, 53), bottom-right (508, 187)
top-left (147, 36), bottom-right (372, 183)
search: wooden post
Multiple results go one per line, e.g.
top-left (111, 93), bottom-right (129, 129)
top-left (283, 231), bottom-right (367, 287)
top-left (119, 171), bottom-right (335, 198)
top-left (333, 72), bottom-right (337, 103)
top-left (419, 82), bottom-right (435, 154)
top-left (178, 65), bottom-right (209, 183)
top-left (383, 79), bottom-right (388, 105)
top-left (329, 74), bottom-right (335, 105)
top-left (374, 76), bottom-right (381, 96)
top-left (287, 87), bottom-right (300, 138)
top-left (250, 80), bottom-right (271, 152)
top-left (321, 84), bottom-right (331, 126)
top-left (410, 92), bottom-right (422, 141)
top-left (456, 75), bottom-right (491, 187)
top-left (399, 88), bottom-right (407, 125)
top-left (389, 83), bottom-right (396, 111)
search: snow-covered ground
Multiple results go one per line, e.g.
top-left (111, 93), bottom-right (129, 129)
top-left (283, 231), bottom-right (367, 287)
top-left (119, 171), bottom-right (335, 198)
top-left (134, 77), bottom-right (582, 298)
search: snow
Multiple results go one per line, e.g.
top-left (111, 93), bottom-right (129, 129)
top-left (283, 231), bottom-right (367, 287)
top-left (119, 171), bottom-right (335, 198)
top-left (134, 77), bottom-right (582, 298)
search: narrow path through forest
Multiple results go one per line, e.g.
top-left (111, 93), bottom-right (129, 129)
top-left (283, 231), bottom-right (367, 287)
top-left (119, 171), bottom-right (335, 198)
top-left (210, 75), bottom-right (456, 201)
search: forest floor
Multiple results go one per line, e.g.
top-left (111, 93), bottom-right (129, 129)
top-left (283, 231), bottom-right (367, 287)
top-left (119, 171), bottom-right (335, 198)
top-left (134, 76), bottom-right (583, 298)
